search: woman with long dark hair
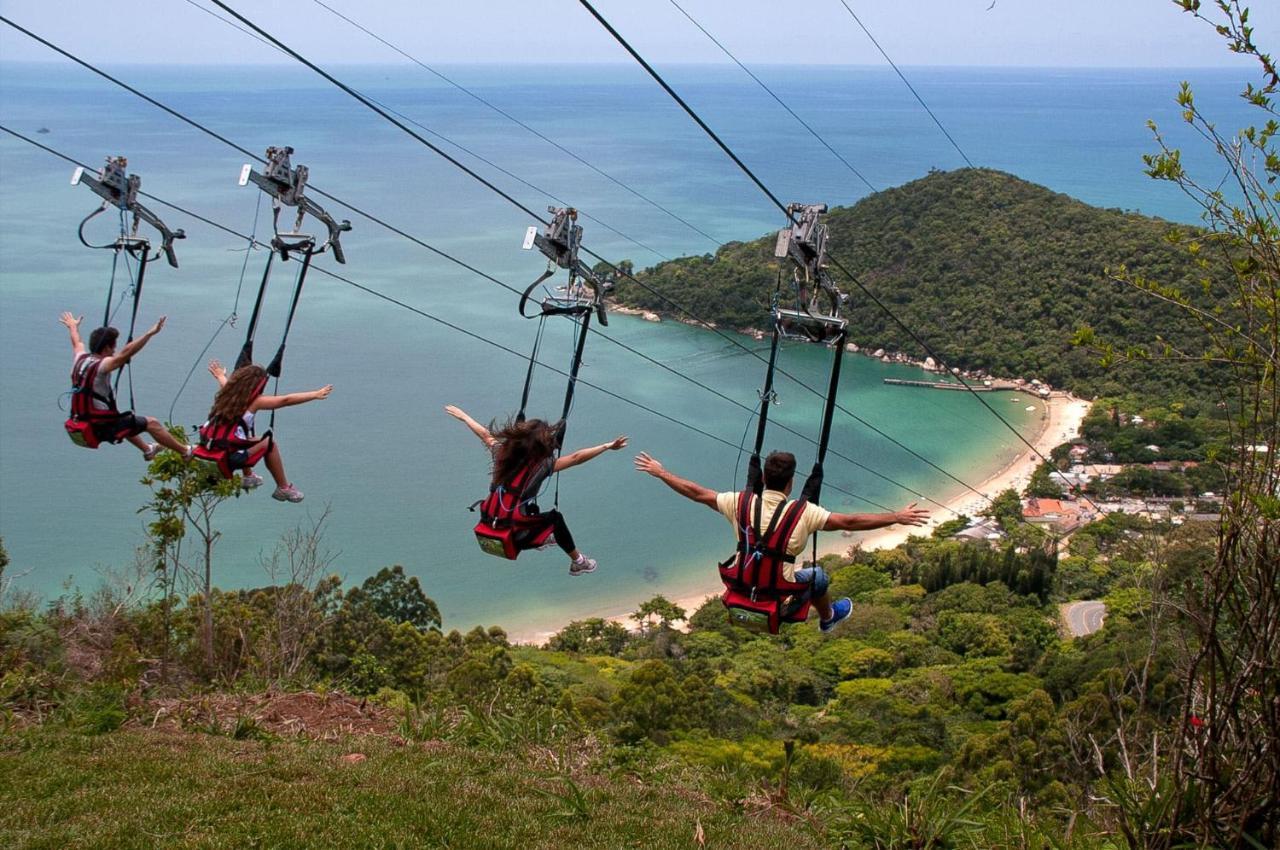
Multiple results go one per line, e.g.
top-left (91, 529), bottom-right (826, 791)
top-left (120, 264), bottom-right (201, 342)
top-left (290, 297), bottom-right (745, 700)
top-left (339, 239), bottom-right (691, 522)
top-left (202, 360), bottom-right (332, 503)
top-left (446, 404), bottom-right (626, 574)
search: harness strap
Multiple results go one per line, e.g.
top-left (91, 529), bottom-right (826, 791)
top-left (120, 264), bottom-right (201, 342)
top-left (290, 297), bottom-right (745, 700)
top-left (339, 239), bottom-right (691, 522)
top-left (236, 250), bottom-right (275, 371)
top-left (70, 355), bottom-right (119, 420)
top-left (112, 243), bottom-right (150, 411)
top-left (516, 314), bottom-right (546, 424)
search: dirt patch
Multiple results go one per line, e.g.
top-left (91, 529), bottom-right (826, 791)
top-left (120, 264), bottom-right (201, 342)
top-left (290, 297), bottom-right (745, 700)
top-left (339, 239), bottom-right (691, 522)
top-left (138, 691), bottom-right (401, 741)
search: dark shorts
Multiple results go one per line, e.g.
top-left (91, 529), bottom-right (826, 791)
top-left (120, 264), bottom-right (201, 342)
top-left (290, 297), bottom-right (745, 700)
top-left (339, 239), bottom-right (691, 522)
top-left (225, 437), bottom-right (272, 471)
top-left (92, 412), bottom-right (148, 443)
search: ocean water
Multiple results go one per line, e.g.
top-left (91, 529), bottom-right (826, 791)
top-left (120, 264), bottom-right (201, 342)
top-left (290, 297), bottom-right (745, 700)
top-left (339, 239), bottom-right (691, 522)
top-left (0, 61), bottom-right (1256, 634)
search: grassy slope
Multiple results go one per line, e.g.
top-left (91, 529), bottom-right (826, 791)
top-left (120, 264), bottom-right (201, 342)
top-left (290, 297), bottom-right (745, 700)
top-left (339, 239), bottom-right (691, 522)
top-left (617, 168), bottom-right (1213, 398)
top-left (0, 727), bottom-right (820, 850)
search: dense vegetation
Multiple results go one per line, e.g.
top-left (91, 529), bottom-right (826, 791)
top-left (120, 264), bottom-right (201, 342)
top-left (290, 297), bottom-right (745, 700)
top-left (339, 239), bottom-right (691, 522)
top-left (0, 517), bottom-right (1215, 848)
top-left (616, 168), bottom-right (1221, 399)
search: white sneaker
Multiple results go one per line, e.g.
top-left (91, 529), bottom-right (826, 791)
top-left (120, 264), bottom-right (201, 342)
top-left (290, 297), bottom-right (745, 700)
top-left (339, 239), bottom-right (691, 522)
top-left (271, 483), bottom-right (304, 503)
top-left (142, 444), bottom-right (162, 461)
top-left (241, 472), bottom-right (265, 490)
top-left (569, 556), bottom-right (597, 576)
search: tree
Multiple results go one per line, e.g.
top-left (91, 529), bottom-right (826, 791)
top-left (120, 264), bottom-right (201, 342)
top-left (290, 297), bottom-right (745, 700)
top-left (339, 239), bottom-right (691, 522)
top-left (346, 566), bottom-right (441, 633)
top-left (611, 659), bottom-right (686, 743)
top-left (547, 618), bottom-right (630, 655)
top-left (983, 488), bottom-right (1023, 527)
top-left (140, 435), bottom-right (239, 676)
top-left (1088, 4), bottom-right (1280, 843)
top-left (630, 595), bottom-right (686, 634)
top-left (1026, 462), bottom-right (1065, 499)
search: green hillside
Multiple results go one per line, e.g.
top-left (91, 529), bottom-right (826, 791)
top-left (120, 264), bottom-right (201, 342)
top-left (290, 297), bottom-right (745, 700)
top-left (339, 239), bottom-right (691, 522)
top-left (616, 168), bottom-right (1215, 398)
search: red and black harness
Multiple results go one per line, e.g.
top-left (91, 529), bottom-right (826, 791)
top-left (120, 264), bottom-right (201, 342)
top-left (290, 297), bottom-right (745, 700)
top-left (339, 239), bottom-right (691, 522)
top-left (719, 489), bottom-right (815, 633)
top-left (191, 373), bottom-right (271, 479)
top-left (473, 459), bottom-right (555, 559)
top-left (717, 301), bottom-right (848, 632)
top-left (191, 219), bottom-right (326, 480)
top-left (65, 354), bottom-right (130, 448)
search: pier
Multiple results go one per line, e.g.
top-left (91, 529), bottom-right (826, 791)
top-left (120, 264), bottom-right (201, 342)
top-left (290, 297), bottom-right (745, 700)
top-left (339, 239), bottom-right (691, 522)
top-left (883, 378), bottom-right (993, 391)
top-left (883, 378), bottom-right (1031, 392)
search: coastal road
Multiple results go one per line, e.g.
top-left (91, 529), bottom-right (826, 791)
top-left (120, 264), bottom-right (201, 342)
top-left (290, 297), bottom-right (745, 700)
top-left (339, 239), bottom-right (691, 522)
top-left (1063, 601), bottom-right (1107, 637)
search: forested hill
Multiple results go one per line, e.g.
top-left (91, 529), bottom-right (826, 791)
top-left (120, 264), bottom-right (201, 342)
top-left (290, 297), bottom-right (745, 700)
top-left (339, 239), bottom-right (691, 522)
top-left (616, 168), bottom-right (1212, 399)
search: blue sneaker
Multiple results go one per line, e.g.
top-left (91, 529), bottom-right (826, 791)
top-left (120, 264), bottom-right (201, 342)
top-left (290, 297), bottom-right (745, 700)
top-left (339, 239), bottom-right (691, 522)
top-left (820, 598), bottom-right (853, 633)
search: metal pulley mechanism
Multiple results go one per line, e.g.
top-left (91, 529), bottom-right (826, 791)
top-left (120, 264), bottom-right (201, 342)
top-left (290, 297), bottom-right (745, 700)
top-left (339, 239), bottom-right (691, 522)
top-left (239, 145), bottom-right (351, 263)
top-left (520, 206), bottom-right (612, 326)
top-left (72, 155), bottom-right (186, 267)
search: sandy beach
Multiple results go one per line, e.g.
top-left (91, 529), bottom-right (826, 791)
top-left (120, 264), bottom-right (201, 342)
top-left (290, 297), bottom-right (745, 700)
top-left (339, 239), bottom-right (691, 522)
top-left (510, 392), bottom-right (1091, 644)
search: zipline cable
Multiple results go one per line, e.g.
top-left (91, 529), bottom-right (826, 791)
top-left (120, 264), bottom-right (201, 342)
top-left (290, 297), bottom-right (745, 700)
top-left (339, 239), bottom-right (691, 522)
top-left (665, 0), bottom-right (877, 193)
top-left (302, 0), bottom-right (722, 249)
top-left (833, 0), bottom-right (974, 169)
top-left (179, 0), bottom-right (671, 264)
top-left (1, 124), bottom-right (895, 513)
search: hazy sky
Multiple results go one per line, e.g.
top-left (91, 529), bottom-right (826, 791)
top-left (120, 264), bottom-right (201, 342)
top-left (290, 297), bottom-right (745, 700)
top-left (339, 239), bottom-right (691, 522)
top-left (0, 0), bottom-right (1275, 67)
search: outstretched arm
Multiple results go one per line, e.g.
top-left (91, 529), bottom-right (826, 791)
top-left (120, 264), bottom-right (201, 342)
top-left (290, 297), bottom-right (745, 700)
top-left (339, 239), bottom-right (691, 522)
top-left (99, 316), bottom-right (166, 374)
top-left (253, 385), bottom-right (333, 412)
top-left (824, 503), bottom-right (930, 533)
top-left (634, 452), bottom-right (718, 509)
top-left (208, 359), bottom-right (229, 388)
top-left (554, 435), bottom-right (628, 472)
top-left (61, 312), bottom-right (86, 356)
top-left (445, 404), bottom-right (496, 448)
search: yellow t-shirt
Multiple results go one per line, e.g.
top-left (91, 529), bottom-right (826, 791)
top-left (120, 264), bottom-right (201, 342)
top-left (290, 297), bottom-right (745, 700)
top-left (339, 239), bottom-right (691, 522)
top-left (716, 490), bottom-right (831, 582)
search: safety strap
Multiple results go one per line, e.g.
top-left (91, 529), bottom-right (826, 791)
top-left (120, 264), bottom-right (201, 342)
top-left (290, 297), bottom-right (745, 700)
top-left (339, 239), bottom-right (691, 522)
top-left (745, 313), bottom-right (783, 497)
top-left (266, 239), bottom-right (314, 381)
top-left (559, 310), bottom-right (591, 442)
top-left (111, 242), bottom-right (151, 411)
top-left (70, 355), bottom-right (118, 420)
top-left (236, 249), bottom-right (275, 371)
top-left (744, 311), bottom-right (849, 566)
top-left (516, 314), bottom-right (546, 424)
top-left (733, 490), bottom-right (808, 596)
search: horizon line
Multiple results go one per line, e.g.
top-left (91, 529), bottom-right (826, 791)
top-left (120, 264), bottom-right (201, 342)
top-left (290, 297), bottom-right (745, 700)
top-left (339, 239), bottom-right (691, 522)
top-left (0, 58), bottom-right (1256, 72)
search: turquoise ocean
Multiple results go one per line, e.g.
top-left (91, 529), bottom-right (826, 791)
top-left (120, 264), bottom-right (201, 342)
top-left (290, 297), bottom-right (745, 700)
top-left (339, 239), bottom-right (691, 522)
top-left (0, 61), bottom-right (1254, 635)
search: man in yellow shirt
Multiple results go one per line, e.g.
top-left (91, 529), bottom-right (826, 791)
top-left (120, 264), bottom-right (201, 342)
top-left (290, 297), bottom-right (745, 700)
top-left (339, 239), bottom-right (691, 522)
top-left (635, 450), bottom-right (929, 631)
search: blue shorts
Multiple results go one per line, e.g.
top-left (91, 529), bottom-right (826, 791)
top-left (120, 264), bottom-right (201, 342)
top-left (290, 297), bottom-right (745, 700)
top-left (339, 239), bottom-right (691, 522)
top-left (791, 565), bottom-right (829, 598)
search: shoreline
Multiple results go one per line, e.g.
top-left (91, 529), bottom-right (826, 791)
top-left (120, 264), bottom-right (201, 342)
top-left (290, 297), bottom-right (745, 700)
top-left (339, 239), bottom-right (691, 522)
top-left (508, 391), bottom-right (1092, 644)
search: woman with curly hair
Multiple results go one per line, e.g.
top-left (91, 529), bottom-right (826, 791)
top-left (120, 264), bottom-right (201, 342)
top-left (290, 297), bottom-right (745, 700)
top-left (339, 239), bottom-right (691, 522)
top-left (446, 404), bottom-right (626, 574)
top-left (202, 359), bottom-right (332, 503)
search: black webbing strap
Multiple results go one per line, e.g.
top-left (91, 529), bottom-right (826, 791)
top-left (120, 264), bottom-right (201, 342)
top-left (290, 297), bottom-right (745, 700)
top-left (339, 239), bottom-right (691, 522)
top-left (266, 242), bottom-right (316, 429)
top-left (800, 325), bottom-right (848, 505)
top-left (517, 269), bottom-right (555, 319)
top-left (549, 311), bottom-right (592, 509)
top-left (266, 242), bottom-right (314, 379)
top-left (516, 314), bottom-right (547, 424)
top-left (746, 316), bottom-right (783, 496)
top-left (112, 243), bottom-right (150, 410)
top-left (800, 325), bottom-right (849, 565)
top-left (235, 250), bottom-right (275, 371)
top-left (559, 309), bottom-right (591, 438)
